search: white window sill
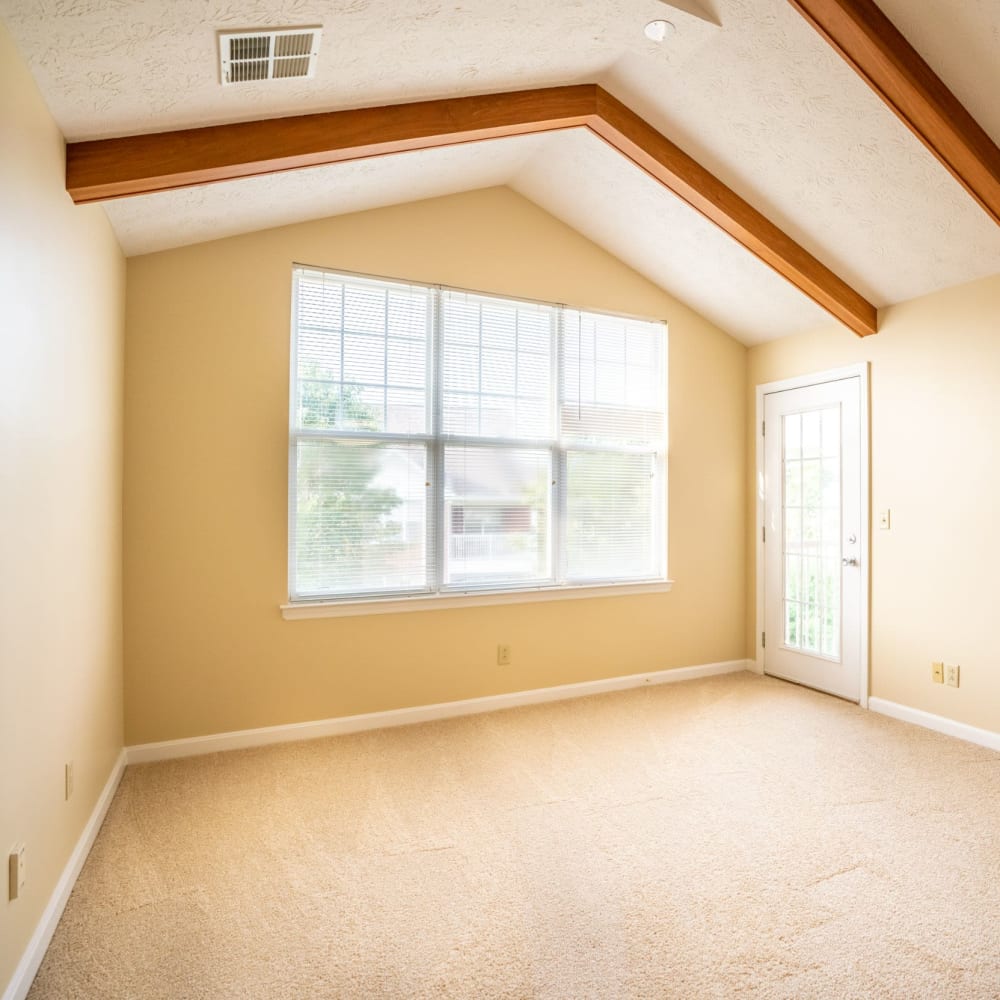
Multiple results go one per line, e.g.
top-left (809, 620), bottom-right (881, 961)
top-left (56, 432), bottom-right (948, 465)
top-left (281, 580), bottom-right (674, 620)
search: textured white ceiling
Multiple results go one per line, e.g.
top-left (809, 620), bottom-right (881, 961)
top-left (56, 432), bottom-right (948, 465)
top-left (101, 128), bottom-right (829, 344)
top-left (600, 0), bottom-right (1000, 308)
top-left (3, 0), bottom-right (999, 344)
top-left (511, 131), bottom-right (829, 344)
top-left (0, 0), bottom-right (645, 141)
top-left (103, 134), bottom-right (549, 256)
top-left (879, 0), bottom-right (1000, 147)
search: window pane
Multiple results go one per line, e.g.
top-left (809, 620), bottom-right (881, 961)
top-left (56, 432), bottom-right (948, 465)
top-left (290, 269), bottom-right (668, 602)
top-left (781, 405), bottom-right (841, 660)
top-left (565, 451), bottom-right (658, 582)
top-left (785, 600), bottom-right (798, 646)
top-left (295, 270), bottom-right (430, 434)
top-left (561, 310), bottom-right (664, 448)
top-left (441, 290), bottom-right (554, 440)
top-left (444, 447), bottom-right (551, 587)
top-left (294, 440), bottom-right (427, 597)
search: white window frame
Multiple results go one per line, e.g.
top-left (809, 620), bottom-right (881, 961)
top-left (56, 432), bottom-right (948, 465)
top-left (283, 265), bottom-right (671, 620)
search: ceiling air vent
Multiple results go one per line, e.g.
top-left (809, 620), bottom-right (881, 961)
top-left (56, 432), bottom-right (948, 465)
top-left (218, 27), bottom-right (322, 86)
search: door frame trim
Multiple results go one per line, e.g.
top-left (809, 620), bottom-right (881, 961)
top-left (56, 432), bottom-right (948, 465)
top-left (753, 363), bottom-right (871, 707)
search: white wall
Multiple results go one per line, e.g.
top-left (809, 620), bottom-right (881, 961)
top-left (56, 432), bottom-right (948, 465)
top-left (748, 273), bottom-right (1000, 732)
top-left (0, 18), bottom-right (126, 995)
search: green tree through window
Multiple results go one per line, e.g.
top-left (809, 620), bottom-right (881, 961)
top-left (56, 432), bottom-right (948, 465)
top-left (289, 267), bottom-right (666, 601)
top-left (295, 382), bottom-right (405, 594)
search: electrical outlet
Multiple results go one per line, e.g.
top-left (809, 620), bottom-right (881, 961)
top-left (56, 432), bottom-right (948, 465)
top-left (946, 664), bottom-right (960, 688)
top-left (8, 844), bottom-right (25, 902)
top-left (931, 661), bottom-right (944, 684)
top-left (497, 644), bottom-right (512, 666)
top-left (65, 761), bottom-right (74, 801)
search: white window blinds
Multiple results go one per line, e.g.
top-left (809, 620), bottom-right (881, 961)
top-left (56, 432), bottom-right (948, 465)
top-left (560, 309), bottom-right (665, 583)
top-left (289, 266), bottom-right (666, 603)
top-left (440, 290), bottom-right (554, 441)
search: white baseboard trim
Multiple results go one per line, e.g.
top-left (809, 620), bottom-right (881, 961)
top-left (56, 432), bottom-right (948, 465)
top-left (3, 749), bottom-right (127, 1000)
top-left (869, 698), bottom-right (1000, 752)
top-left (127, 659), bottom-right (753, 764)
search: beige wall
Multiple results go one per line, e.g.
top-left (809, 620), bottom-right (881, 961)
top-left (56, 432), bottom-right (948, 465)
top-left (0, 20), bottom-right (125, 995)
top-left (747, 273), bottom-right (1000, 732)
top-left (124, 187), bottom-right (747, 745)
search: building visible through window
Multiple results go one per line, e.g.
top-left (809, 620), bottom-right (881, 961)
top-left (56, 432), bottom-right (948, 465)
top-left (288, 266), bottom-right (667, 604)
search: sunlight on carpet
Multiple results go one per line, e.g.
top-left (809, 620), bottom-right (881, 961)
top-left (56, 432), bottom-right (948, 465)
top-left (28, 673), bottom-right (1000, 998)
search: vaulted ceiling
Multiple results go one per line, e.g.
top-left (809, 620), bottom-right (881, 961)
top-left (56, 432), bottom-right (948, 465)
top-left (3, 0), bottom-right (998, 345)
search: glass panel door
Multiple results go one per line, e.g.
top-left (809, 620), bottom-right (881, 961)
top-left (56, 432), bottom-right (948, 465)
top-left (762, 373), bottom-right (864, 703)
top-left (782, 407), bottom-right (841, 660)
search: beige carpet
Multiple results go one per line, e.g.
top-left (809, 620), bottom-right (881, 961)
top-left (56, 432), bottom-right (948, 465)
top-left (28, 673), bottom-right (1000, 998)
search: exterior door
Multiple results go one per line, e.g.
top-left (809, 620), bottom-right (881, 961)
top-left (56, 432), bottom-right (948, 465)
top-left (762, 374), bottom-right (864, 702)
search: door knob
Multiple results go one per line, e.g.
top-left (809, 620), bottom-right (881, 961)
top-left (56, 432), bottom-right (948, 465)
top-left (842, 557), bottom-right (859, 567)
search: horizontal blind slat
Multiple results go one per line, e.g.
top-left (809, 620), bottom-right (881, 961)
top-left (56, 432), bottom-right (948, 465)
top-left (290, 268), bottom-right (667, 600)
top-left (441, 289), bottom-right (554, 441)
top-left (294, 269), bottom-right (430, 436)
top-left (294, 439), bottom-right (428, 598)
top-left (443, 446), bottom-right (552, 588)
top-left (559, 309), bottom-right (665, 583)
top-left (561, 310), bottom-right (664, 449)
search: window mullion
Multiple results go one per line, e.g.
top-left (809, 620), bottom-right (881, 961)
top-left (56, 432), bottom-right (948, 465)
top-left (289, 266), bottom-right (667, 604)
top-left (338, 281), bottom-right (344, 390)
top-left (476, 302), bottom-right (483, 436)
top-left (382, 287), bottom-right (389, 432)
top-left (288, 277), bottom-right (302, 602)
top-left (431, 287), bottom-right (445, 596)
top-left (553, 306), bottom-right (564, 585)
top-left (655, 452), bottom-right (666, 580)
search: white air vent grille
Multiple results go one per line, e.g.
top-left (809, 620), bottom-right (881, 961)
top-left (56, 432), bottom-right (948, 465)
top-left (219, 27), bottom-right (322, 86)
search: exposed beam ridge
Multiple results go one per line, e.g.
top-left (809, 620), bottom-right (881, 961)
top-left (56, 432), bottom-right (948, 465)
top-left (590, 90), bottom-right (876, 337)
top-left (65, 85), bottom-right (878, 337)
top-left (66, 86), bottom-right (598, 203)
top-left (787, 0), bottom-right (1000, 227)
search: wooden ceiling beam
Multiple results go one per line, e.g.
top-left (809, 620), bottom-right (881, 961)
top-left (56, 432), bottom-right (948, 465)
top-left (65, 84), bottom-right (878, 337)
top-left (787, 0), bottom-right (1000, 227)
top-left (66, 86), bottom-right (598, 204)
top-left (590, 90), bottom-right (877, 337)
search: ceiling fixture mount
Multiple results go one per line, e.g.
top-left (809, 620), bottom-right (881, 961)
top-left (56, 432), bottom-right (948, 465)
top-left (218, 27), bottom-right (322, 85)
top-left (644, 19), bottom-right (675, 42)
top-left (654, 0), bottom-right (721, 27)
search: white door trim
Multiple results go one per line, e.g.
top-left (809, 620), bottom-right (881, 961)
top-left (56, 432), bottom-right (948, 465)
top-left (754, 363), bottom-right (871, 708)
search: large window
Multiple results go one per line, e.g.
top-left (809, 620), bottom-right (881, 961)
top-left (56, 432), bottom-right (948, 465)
top-left (288, 266), bottom-right (667, 605)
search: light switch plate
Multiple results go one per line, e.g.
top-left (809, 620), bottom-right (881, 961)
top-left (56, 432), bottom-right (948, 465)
top-left (878, 510), bottom-right (891, 530)
top-left (9, 844), bottom-right (25, 901)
